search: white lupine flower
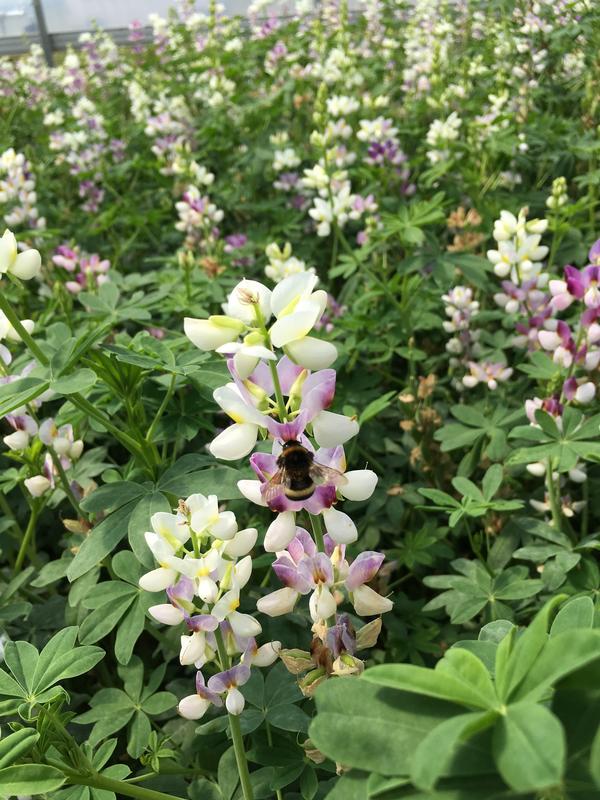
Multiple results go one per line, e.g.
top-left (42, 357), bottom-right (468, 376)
top-left (272, 148), bottom-right (301, 173)
top-left (327, 95), bottom-right (360, 117)
top-left (0, 312), bottom-right (34, 344)
top-left (0, 229), bottom-right (41, 280)
top-left (269, 272), bottom-right (328, 348)
top-left (183, 493), bottom-right (238, 541)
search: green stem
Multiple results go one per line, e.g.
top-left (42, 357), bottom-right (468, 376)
top-left (63, 771), bottom-right (185, 800)
top-left (546, 460), bottom-right (563, 531)
top-left (146, 374), bottom-right (177, 442)
top-left (0, 289), bottom-right (49, 365)
top-left (48, 447), bottom-right (87, 521)
top-left (214, 629), bottom-right (254, 800)
top-left (0, 491), bottom-right (23, 539)
top-left (309, 513), bottom-right (325, 551)
top-left (15, 504), bottom-right (38, 573)
top-left (265, 723), bottom-right (284, 800)
top-left (268, 359), bottom-right (287, 421)
top-left (255, 304), bottom-right (287, 421)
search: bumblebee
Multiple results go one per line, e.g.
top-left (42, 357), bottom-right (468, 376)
top-left (262, 439), bottom-right (348, 503)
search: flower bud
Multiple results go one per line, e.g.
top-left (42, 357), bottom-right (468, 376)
top-left (280, 648), bottom-right (313, 674)
top-left (299, 667), bottom-right (327, 697)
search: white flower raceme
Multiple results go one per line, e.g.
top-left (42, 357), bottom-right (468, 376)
top-left (0, 229), bottom-right (41, 280)
top-left (486, 209), bottom-right (549, 285)
top-left (139, 494), bottom-right (272, 679)
top-left (272, 148), bottom-right (301, 173)
top-left (265, 242), bottom-right (313, 283)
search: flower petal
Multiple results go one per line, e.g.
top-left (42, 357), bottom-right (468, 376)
top-left (286, 337), bottom-right (338, 370)
top-left (340, 470), bottom-right (378, 501)
top-left (264, 511), bottom-right (297, 552)
top-left (312, 410), bottom-right (359, 447)
top-left (209, 423), bottom-right (259, 460)
top-left (11, 248), bottom-right (41, 280)
top-left (256, 587), bottom-right (299, 616)
top-left (321, 507), bottom-right (358, 544)
top-left (352, 585), bottom-right (393, 616)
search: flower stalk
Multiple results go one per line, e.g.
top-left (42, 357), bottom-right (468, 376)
top-left (214, 627), bottom-right (254, 800)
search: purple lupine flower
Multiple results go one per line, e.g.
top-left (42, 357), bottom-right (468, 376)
top-left (178, 670), bottom-right (223, 720)
top-left (224, 233), bottom-right (248, 253)
top-left (562, 377), bottom-right (596, 404)
top-left (53, 245), bottom-right (79, 272)
top-left (207, 663), bottom-right (251, 715)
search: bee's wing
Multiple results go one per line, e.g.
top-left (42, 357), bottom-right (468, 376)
top-left (310, 462), bottom-right (348, 488)
top-left (261, 468), bottom-right (291, 504)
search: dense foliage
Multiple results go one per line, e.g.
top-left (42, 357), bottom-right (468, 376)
top-left (1, 1), bottom-right (600, 799)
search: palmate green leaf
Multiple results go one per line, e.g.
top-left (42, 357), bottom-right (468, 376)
top-left (266, 703), bottom-right (310, 733)
top-left (67, 498), bottom-right (140, 581)
top-left (189, 778), bottom-right (223, 800)
top-left (516, 350), bottom-right (558, 380)
top-left (115, 597), bottom-right (147, 665)
top-left (492, 702), bottom-right (565, 792)
top-left (78, 592), bottom-right (136, 645)
top-left (128, 710), bottom-right (151, 758)
top-left (435, 650), bottom-right (497, 707)
top-left (481, 465), bottom-right (503, 501)
top-left (219, 747), bottom-right (240, 800)
top-left (0, 764), bottom-right (65, 797)
top-left (32, 627), bottom-right (104, 694)
top-left (451, 478), bottom-right (484, 502)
